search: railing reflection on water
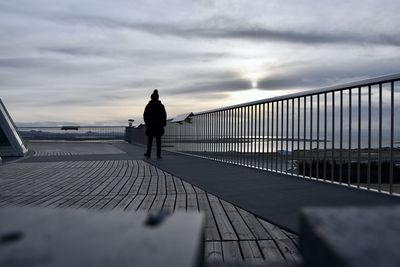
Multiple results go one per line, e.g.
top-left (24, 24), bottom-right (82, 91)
top-left (161, 73), bottom-right (400, 195)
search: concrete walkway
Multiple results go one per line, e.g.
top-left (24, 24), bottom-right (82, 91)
top-left (116, 143), bottom-right (400, 232)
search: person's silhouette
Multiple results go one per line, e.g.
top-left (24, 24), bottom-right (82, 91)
top-left (143, 89), bottom-right (167, 159)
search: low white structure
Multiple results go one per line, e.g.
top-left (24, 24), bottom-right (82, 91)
top-left (0, 99), bottom-right (28, 156)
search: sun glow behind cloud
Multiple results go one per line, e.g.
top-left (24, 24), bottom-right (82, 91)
top-left (0, 0), bottom-right (400, 124)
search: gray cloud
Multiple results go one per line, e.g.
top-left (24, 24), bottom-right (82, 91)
top-left (167, 79), bottom-right (250, 95)
top-left (46, 14), bottom-right (400, 47)
top-left (164, 57), bottom-right (400, 96)
top-left (257, 58), bottom-right (400, 91)
top-left (3, 4), bottom-right (398, 47)
top-left (1, 1), bottom-right (400, 123)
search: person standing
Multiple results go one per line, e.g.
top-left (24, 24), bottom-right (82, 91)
top-left (143, 89), bottom-right (167, 159)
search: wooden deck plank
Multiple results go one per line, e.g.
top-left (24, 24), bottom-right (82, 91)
top-left (186, 193), bottom-right (199, 212)
top-left (174, 194), bottom-right (186, 211)
top-left (137, 175), bottom-right (151, 195)
top-left (162, 194), bottom-right (176, 212)
top-left (156, 166), bottom-right (164, 177)
top-left (0, 167), bottom-right (80, 195)
top-left (182, 180), bottom-right (196, 194)
top-left (237, 208), bottom-right (272, 240)
top-left (60, 176), bottom-right (116, 208)
top-left (165, 173), bottom-right (176, 195)
top-left (102, 195), bottom-right (128, 210)
top-left (137, 161), bottom-right (145, 177)
top-left (78, 195), bottom-right (103, 209)
top-left (281, 229), bottom-right (300, 247)
top-left (115, 176), bottom-right (137, 196)
top-left (193, 186), bottom-right (205, 195)
top-left (108, 171), bottom-right (132, 195)
top-left (197, 193), bottom-right (221, 241)
top-left (6, 170), bottom-right (94, 206)
top-left (258, 218), bottom-right (288, 241)
top-left (275, 238), bottom-right (301, 263)
top-left (221, 200), bottom-right (255, 240)
top-left (208, 193), bottom-right (238, 241)
top-left (0, 169), bottom-right (59, 193)
top-left (125, 160), bottom-right (136, 177)
top-left (150, 194), bottom-right (166, 212)
top-left (117, 194), bottom-right (142, 210)
top-left (137, 194), bottom-right (156, 211)
top-left (128, 176), bottom-right (144, 196)
top-left (240, 241), bottom-right (264, 263)
top-left (53, 175), bottom-right (113, 208)
top-left (42, 195), bottom-right (71, 208)
top-left (156, 171), bottom-right (166, 195)
top-left (147, 174), bottom-right (158, 195)
top-left (173, 176), bottom-right (186, 194)
top-left (222, 241), bottom-right (242, 262)
top-left (97, 173), bottom-right (127, 196)
top-left (204, 241), bottom-right (223, 263)
top-left (258, 240), bottom-right (285, 262)
top-left (89, 195), bottom-right (115, 210)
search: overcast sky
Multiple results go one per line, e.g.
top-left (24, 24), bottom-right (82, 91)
top-left (1, 0), bottom-right (399, 125)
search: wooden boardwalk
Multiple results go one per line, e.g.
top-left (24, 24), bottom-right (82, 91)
top-left (0, 159), bottom-right (300, 265)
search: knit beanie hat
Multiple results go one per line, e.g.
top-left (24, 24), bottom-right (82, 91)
top-left (151, 89), bottom-right (159, 100)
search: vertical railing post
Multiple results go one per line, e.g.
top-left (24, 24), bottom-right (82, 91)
top-left (331, 92), bottom-right (335, 182)
top-left (339, 90), bottom-right (343, 184)
top-left (368, 85), bottom-right (371, 189)
top-left (259, 104), bottom-right (262, 169)
top-left (357, 87), bottom-right (361, 188)
top-left (348, 89), bottom-right (352, 186)
top-left (324, 93), bottom-right (327, 181)
top-left (276, 101), bottom-right (279, 171)
top-left (266, 103), bottom-right (270, 170)
top-left (390, 81), bottom-right (394, 194)
top-left (281, 100), bottom-right (284, 172)
top-left (310, 95), bottom-right (313, 178)
top-left (291, 98), bottom-right (295, 175)
top-left (262, 103), bottom-right (266, 170)
top-left (378, 84), bottom-right (382, 192)
top-left (297, 98), bottom-right (300, 176)
top-left (286, 99), bottom-right (289, 174)
top-left (317, 94), bottom-right (320, 179)
top-left (303, 96), bottom-right (307, 178)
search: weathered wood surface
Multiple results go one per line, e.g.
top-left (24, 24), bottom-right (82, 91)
top-left (0, 159), bottom-right (299, 264)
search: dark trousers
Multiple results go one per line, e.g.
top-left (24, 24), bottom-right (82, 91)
top-left (146, 135), bottom-right (161, 156)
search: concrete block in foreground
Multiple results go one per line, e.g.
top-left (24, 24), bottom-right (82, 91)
top-left (0, 207), bottom-right (204, 267)
top-left (300, 205), bottom-right (400, 267)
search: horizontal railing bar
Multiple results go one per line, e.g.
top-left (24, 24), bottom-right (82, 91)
top-left (18, 126), bottom-right (126, 128)
top-left (194, 72), bottom-right (400, 115)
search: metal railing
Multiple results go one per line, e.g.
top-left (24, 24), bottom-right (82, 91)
top-left (18, 126), bottom-right (126, 141)
top-left (157, 73), bottom-right (400, 195)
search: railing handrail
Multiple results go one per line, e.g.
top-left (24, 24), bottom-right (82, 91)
top-left (194, 72), bottom-right (400, 115)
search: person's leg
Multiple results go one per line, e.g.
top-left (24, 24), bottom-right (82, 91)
top-left (156, 135), bottom-right (162, 158)
top-left (145, 135), bottom-right (153, 157)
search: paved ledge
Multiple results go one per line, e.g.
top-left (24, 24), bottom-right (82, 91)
top-left (117, 144), bottom-right (400, 233)
top-left (300, 206), bottom-right (400, 267)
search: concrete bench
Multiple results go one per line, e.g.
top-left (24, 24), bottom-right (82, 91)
top-left (300, 206), bottom-right (400, 267)
top-left (0, 207), bottom-right (204, 267)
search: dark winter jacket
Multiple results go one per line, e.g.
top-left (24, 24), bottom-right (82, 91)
top-left (143, 100), bottom-right (167, 136)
